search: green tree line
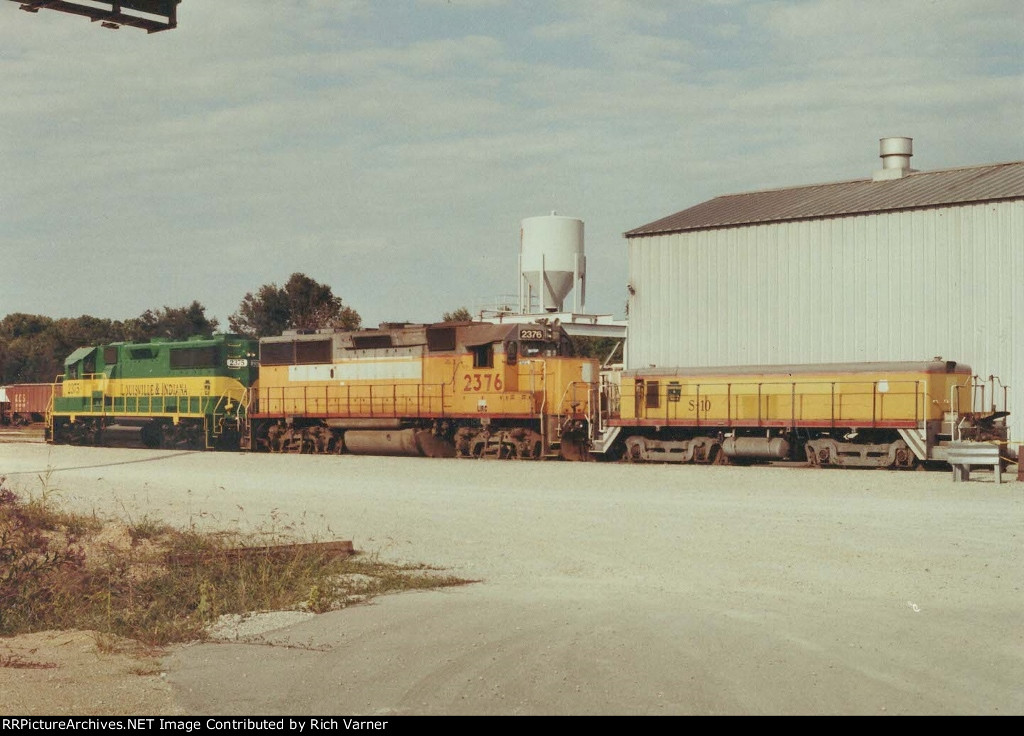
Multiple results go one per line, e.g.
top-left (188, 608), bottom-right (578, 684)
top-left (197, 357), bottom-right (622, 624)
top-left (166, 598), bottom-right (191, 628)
top-left (0, 273), bottom-right (360, 384)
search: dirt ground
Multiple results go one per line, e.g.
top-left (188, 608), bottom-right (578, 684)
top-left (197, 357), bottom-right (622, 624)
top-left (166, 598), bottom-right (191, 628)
top-left (0, 429), bottom-right (245, 715)
top-left (1, 442), bottom-right (1022, 715)
top-left (0, 430), bottom-right (172, 715)
top-left (0, 630), bottom-right (181, 715)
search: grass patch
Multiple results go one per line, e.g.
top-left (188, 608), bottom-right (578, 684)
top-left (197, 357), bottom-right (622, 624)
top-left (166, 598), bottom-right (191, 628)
top-left (0, 477), bottom-right (474, 647)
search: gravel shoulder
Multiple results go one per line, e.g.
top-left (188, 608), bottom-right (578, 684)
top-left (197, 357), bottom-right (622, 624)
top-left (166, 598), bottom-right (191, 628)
top-left (1, 443), bottom-right (1021, 715)
top-left (0, 630), bottom-right (181, 716)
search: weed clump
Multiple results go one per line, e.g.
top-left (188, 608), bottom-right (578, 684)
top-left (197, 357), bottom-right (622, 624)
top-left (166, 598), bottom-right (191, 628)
top-left (0, 484), bottom-right (86, 634)
top-left (0, 478), bottom-right (473, 647)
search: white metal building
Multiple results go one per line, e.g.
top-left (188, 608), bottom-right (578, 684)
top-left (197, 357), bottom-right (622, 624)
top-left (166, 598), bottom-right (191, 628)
top-left (625, 139), bottom-right (1024, 441)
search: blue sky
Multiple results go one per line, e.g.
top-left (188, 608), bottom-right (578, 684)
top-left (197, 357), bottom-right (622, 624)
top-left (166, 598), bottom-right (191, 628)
top-left (2, 0), bottom-right (1022, 328)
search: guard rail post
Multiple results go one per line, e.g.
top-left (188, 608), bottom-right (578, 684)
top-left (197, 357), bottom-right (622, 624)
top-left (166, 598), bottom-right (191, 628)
top-left (947, 442), bottom-right (1001, 484)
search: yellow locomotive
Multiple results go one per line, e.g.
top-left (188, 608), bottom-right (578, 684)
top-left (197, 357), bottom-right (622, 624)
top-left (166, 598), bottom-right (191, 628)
top-left (249, 320), bottom-right (597, 459)
top-left (601, 359), bottom-right (1007, 468)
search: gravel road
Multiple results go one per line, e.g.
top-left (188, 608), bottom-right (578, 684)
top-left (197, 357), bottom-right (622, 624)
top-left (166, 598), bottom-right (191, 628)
top-left (1, 444), bottom-right (1021, 715)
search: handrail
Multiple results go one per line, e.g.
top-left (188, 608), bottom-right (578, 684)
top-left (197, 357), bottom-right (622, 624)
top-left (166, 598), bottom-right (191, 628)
top-left (626, 377), bottom-right (926, 426)
top-left (557, 380), bottom-right (590, 415)
top-left (253, 383), bottom-right (453, 418)
top-left (52, 377), bottom-right (247, 419)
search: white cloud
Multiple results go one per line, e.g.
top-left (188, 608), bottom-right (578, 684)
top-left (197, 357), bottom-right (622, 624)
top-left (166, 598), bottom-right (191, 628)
top-left (0, 0), bottom-right (1021, 325)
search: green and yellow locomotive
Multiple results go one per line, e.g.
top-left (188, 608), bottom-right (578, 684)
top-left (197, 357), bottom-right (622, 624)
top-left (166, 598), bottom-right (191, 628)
top-left (48, 334), bottom-right (257, 449)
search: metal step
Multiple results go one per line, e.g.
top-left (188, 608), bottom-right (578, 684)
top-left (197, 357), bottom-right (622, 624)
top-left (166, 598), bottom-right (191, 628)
top-left (590, 426), bottom-right (621, 455)
top-left (897, 428), bottom-right (928, 461)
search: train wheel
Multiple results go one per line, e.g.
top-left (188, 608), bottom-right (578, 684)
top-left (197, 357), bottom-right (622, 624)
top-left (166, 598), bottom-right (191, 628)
top-left (185, 424), bottom-right (204, 450)
top-left (51, 418), bottom-right (69, 444)
top-left (67, 420), bottom-right (98, 445)
top-left (141, 422), bottom-right (162, 449)
top-left (215, 427), bottom-right (241, 451)
top-left (415, 430), bottom-right (456, 459)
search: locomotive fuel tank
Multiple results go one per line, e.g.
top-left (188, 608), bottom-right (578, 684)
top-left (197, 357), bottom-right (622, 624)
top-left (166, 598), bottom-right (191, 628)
top-left (343, 429), bottom-right (421, 456)
top-left (721, 436), bottom-right (791, 460)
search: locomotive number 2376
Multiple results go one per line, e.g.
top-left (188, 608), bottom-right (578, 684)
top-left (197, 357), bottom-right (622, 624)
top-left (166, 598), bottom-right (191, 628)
top-left (463, 373), bottom-right (504, 392)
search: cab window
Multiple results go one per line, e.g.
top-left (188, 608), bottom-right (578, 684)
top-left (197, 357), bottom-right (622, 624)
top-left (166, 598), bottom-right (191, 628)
top-left (520, 341), bottom-right (559, 357)
top-left (472, 344), bottom-right (494, 368)
top-left (646, 380), bottom-right (660, 409)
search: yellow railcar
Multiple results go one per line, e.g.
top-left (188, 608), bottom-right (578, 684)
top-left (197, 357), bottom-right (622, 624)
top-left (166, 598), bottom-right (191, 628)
top-left (249, 321), bottom-right (597, 459)
top-left (606, 360), bottom-right (1005, 468)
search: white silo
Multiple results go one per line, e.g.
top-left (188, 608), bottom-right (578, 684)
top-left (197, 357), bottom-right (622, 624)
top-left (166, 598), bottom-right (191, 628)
top-left (519, 213), bottom-right (586, 313)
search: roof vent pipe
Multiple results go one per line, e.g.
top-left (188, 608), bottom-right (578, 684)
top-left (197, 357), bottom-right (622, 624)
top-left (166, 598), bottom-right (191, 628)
top-left (874, 136), bottom-right (915, 181)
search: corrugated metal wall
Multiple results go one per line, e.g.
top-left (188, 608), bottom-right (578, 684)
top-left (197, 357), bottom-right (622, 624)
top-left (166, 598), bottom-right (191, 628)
top-left (626, 200), bottom-right (1024, 440)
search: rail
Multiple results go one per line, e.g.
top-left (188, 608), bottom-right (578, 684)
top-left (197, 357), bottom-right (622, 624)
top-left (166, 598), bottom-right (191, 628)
top-left (44, 377), bottom-right (59, 437)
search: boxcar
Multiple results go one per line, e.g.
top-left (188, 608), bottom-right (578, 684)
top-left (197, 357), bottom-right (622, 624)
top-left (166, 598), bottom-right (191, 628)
top-left (3, 383), bottom-right (55, 424)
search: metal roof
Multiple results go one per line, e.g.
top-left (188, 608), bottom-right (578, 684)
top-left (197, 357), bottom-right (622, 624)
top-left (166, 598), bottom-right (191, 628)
top-left (623, 359), bottom-right (969, 379)
top-left (626, 160), bottom-right (1024, 237)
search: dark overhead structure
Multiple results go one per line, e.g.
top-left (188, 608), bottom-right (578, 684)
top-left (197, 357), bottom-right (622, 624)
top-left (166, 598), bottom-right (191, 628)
top-left (10, 0), bottom-right (180, 33)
